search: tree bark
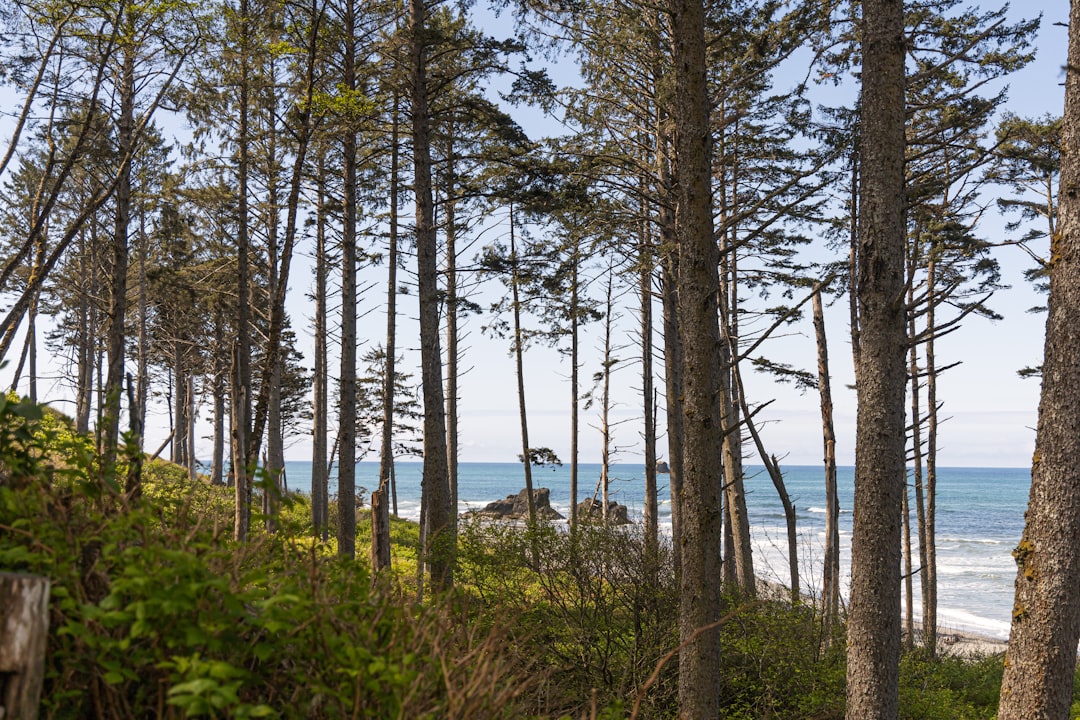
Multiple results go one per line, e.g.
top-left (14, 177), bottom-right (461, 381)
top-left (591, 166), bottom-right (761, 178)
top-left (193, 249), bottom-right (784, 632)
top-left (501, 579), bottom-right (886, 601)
top-left (102, 38), bottom-right (135, 481)
top-left (443, 135), bottom-right (460, 536)
top-left (337, 0), bottom-right (360, 559)
top-left (813, 289), bottom-right (841, 639)
top-left (509, 206), bottom-right (537, 525)
top-left (640, 209), bottom-right (658, 562)
top-left (0, 573), bottom-right (50, 720)
top-left (312, 159), bottom-right (329, 540)
top-left (569, 239), bottom-right (581, 529)
top-left (923, 254), bottom-right (940, 656)
top-left (999, 2), bottom-right (1080, 716)
top-left (232, 0), bottom-right (254, 542)
top-left (846, 0), bottom-right (907, 716)
top-left (411, 0), bottom-right (453, 589)
top-left (372, 100), bottom-right (400, 573)
top-left (669, 0), bottom-right (725, 714)
top-left (661, 252), bottom-right (683, 578)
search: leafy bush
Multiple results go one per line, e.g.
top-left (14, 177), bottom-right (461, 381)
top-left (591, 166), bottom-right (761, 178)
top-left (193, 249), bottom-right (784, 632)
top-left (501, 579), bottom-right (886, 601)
top-left (456, 517), bottom-right (680, 717)
top-left (0, 399), bottom-right (539, 719)
top-left (0, 394), bottom-right (1055, 718)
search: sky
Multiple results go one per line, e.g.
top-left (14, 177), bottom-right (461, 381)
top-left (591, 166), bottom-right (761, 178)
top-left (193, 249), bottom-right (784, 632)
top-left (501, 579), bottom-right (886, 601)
top-left (1, 0), bottom-right (1070, 471)
top-left (422, 0), bottom-right (1071, 470)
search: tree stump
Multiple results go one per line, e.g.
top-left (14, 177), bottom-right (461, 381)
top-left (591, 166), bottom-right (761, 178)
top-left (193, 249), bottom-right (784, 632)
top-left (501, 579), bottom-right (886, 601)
top-left (0, 573), bottom-right (50, 720)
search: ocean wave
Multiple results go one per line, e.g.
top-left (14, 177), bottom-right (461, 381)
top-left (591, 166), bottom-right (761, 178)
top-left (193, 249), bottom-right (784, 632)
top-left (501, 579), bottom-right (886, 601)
top-left (937, 536), bottom-right (1005, 545)
top-left (936, 606), bottom-right (1011, 640)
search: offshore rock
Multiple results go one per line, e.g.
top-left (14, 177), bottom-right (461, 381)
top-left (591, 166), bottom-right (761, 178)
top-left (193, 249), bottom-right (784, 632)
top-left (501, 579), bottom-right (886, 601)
top-left (576, 498), bottom-right (630, 525)
top-left (477, 487), bottom-right (564, 520)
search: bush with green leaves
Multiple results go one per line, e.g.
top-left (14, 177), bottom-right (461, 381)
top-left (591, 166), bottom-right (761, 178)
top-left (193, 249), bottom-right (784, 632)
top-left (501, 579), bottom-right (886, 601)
top-left (0, 398), bottom-right (537, 719)
top-left (456, 517), bottom-right (680, 717)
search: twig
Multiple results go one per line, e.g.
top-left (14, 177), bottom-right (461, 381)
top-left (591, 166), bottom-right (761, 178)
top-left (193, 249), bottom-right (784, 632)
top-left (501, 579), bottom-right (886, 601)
top-left (630, 600), bottom-right (765, 719)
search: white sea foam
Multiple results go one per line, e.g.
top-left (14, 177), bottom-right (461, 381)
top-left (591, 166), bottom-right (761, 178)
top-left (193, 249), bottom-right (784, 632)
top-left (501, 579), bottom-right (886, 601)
top-left (936, 606), bottom-right (1011, 640)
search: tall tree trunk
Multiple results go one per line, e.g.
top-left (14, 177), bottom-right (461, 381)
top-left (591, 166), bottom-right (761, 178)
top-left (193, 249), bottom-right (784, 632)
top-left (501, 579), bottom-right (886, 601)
top-left (263, 99), bottom-right (283, 531)
top-left (813, 289), bottom-right (841, 640)
top-left (846, 0), bottom-right (907, 716)
top-left (569, 239), bottom-right (581, 529)
top-left (211, 315), bottom-right (226, 486)
top-left (902, 474), bottom-right (915, 651)
top-left (246, 3), bottom-right (320, 467)
top-left (172, 342), bottom-right (185, 466)
top-left (75, 235), bottom-right (94, 434)
top-left (923, 254), bottom-right (939, 656)
top-left (443, 136), bottom-right (460, 535)
top-left (718, 128), bottom-right (755, 598)
top-left (185, 375), bottom-right (196, 482)
top-left (25, 295), bottom-right (37, 403)
top-left (232, 0), bottom-right (254, 542)
top-left (102, 39), bottom-right (135, 481)
top-left (410, 0), bottom-right (453, 589)
top-left (509, 205), bottom-right (537, 525)
top-left (658, 125), bottom-right (683, 578)
top-left (372, 100), bottom-right (400, 572)
top-left (640, 210), bottom-right (658, 561)
top-left (661, 252), bottom-right (684, 578)
top-left (670, 0), bottom-right (725, 713)
top-left (337, 0), bottom-right (358, 559)
top-left (312, 159), bottom-right (329, 541)
top-left (599, 268), bottom-right (614, 526)
top-left (998, 7), bottom-right (1080, 710)
top-left (134, 218), bottom-right (149, 450)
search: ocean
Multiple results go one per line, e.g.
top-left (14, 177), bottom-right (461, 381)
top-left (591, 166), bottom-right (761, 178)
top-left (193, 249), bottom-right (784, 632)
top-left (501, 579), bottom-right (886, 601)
top-left (278, 460), bottom-right (1029, 640)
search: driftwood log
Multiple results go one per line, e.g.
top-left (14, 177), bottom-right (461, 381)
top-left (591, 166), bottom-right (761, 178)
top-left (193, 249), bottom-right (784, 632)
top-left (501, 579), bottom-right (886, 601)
top-left (0, 573), bottom-right (50, 720)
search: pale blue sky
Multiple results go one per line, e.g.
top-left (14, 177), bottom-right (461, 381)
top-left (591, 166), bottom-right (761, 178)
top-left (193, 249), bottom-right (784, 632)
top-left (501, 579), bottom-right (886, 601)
top-left (1, 1), bottom-right (1068, 470)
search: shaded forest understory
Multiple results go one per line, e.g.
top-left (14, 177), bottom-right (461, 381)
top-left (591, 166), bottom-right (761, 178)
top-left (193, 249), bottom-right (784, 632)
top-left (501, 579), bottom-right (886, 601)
top-left (2, 396), bottom-right (1071, 719)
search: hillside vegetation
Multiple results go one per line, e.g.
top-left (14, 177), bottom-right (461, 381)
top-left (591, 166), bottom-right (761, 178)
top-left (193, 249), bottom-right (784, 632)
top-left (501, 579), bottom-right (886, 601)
top-left (0, 395), bottom-right (1028, 718)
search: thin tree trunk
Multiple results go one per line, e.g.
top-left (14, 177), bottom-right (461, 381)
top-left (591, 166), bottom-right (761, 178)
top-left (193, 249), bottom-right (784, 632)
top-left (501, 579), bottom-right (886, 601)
top-left (509, 205), bottom-right (537, 525)
top-left (443, 135), bottom-right (460, 534)
top-left (312, 159), bottom-right (329, 540)
top-left (185, 375), bottom-right (196, 482)
top-left (134, 217), bottom-right (149, 450)
top-left (661, 253), bottom-right (683, 578)
top-left (372, 99), bottom-right (400, 572)
top-left (232, 0), bottom-right (254, 542)
top-left (337, 34), bottom-right (358, 559)
top-left (211, 315), bottom-right (226, 486)
top-left (813, 289), bottom-right (841, 639)
top-left (924, 254), bottom-right (939, 656)
top-left (263, 61), bottom-right (284, 531)
top-left (246, 2), bottom-right (321, 466)
top-left (569, 240), bottom-right (581, 529)
top-left (718, 120), bottom-right (755, 598)
top-left (902, 474), bottom-right (915, 651)
top-left (600, 269), bottom-right (614, 526)
top-left (411, 0), bottom-right (453, 589)
top-left (640, 204), bottom-right (658, 562)
top-left (733, 357), bottom-right (796, 603)
top-left (658, 124), bottom-right (683, 577)
top-left (102, 38), bottom-right (135, 481)
top-left (905, 240), bottom-right (924, 651)
top-left (173, 341), bottom-right (185, 466)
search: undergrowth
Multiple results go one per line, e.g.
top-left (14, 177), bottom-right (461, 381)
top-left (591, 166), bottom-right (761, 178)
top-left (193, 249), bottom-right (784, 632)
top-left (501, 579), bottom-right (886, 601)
top-left (0, 393), bottom-right (1029, 718)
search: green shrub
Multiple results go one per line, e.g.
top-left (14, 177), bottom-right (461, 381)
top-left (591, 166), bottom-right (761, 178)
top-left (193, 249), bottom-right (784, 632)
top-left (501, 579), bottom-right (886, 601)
top-left (456, 517), bottom-right (680, 718)
top-left (0, 399), bottom-right (539, 719)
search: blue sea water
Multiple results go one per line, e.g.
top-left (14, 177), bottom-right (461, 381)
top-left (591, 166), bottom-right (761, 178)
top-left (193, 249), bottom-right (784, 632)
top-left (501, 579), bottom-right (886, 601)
top-left (279, 460), bottom-right (1029, 640)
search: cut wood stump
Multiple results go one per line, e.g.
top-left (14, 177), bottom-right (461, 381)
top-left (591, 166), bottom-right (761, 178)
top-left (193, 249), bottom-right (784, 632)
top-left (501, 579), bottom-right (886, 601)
top-left (0, 573), bottom-right (50, 720)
